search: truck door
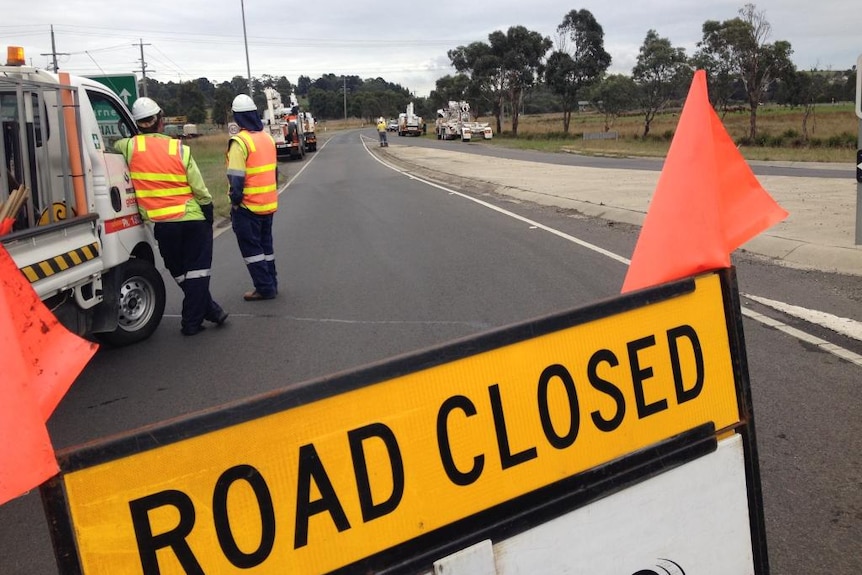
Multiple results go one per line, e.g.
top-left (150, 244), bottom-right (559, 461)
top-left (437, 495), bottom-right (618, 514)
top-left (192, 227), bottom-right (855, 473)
top-left (81, 88), bottom-right (145, 270)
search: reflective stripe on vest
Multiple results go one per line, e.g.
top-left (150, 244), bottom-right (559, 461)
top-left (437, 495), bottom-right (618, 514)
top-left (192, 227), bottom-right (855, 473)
top-left (231, 130), bottom-right (278, 214)
top-left (129, 136), bottom-right (193, 221)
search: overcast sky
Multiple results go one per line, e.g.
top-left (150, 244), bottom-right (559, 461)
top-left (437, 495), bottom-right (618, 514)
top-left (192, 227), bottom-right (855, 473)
top-left (3, 0), bottom-right (859, 97)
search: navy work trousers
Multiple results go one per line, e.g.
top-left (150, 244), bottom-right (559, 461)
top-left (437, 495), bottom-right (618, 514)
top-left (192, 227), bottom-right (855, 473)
top-left (153, 220), bottom-right (222, 330)
top-left (231, 206), bottom-right (277, 297)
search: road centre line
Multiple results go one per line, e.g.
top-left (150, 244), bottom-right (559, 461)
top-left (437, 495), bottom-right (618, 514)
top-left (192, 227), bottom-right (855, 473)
top-left (363, 136), bottom-right (861, 368)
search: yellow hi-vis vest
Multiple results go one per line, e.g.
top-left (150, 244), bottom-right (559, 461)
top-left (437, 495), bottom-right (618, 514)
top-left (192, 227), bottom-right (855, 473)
top-left (128, 136), bottom-right (193, 222)
top-left (230, 130), bottom-right (278, 215)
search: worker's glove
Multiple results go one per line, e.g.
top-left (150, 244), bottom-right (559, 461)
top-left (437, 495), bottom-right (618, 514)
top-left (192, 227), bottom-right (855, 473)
top-left (229, 189), bottom-right (243, 206)
top-left (201, 203), bottom-right (214, 224)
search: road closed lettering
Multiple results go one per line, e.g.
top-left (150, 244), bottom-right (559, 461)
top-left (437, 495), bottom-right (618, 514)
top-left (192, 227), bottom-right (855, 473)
top-left (59, 273), bottom-right (740, 574)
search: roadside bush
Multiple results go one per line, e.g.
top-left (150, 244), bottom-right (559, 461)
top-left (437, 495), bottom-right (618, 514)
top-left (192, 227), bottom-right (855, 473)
top-left (765, 134), bottom-right (785, 148)
top-left (827, 132), bottom-right (856, 148)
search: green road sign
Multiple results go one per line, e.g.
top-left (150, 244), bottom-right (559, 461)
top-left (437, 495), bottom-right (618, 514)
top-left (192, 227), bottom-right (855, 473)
top-left (87, 74), bottom-right (139, 108)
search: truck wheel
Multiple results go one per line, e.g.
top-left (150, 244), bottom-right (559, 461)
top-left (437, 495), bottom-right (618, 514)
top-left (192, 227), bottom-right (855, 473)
top-left (98, 258), bottom-right (166, 347)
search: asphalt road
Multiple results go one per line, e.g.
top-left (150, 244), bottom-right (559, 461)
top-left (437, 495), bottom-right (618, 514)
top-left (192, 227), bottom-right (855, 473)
top-left (0, 130), bottom-right (858, 574)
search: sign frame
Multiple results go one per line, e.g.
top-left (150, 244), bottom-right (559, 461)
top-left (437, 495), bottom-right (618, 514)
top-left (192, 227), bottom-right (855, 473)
top-left (856, 53), bottom-right (862, 120)
top-left (41, 268), bottom-right (769, 574)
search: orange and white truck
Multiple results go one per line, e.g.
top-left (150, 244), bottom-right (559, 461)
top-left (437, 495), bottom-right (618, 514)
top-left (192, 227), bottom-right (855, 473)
top-left (0, 46), bottom-right (166, 346)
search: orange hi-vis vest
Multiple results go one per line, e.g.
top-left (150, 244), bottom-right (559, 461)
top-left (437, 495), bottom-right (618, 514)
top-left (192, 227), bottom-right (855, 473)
top-left (231, 130), bottom-right (278, 214)
top-left (128, 136), bottom-right (193, 222)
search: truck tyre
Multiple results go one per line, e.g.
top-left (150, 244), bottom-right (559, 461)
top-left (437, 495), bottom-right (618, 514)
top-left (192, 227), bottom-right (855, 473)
top-left (97, 258), bottom-right (166, 347)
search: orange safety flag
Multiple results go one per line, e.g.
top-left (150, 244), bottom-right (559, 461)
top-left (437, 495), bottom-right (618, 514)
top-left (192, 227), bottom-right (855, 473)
top-left (0, 245), bottom-right (98, 505)
top-left (0, 319), bottom-right (57, 506)
top-left (621, 70), bottom-right (788, 293)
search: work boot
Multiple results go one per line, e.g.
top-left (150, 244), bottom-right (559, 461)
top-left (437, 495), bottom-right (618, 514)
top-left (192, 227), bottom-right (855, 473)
top-left (243, 290), bottom-right (276, 301)
top-left (181, 324), bottom-right (206, 336)
top-left (205, 305), bottom-right (229, 326)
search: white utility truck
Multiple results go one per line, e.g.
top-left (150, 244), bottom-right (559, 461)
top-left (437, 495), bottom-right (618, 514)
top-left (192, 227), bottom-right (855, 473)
top-left (300, 111), bottom-right (316, 152)
top-left (435, 100), bottom-right (492, 142)
top-left (0, 46), bottom-right (166, 346)
top-left (263, 88), bottom-right (306, 160)
top-left (397, 102), bottom-right (423, 137)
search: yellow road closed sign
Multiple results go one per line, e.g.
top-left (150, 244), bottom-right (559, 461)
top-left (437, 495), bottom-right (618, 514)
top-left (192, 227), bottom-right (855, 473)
top-left (43, 270), bottom-right (764, 574)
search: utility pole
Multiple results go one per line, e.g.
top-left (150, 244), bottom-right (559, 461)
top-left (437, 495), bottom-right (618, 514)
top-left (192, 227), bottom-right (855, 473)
top-left (240, 0), bottom-right (253, 96)
top-left (40, 25), bottom-right (68, 72)
top-left (135, 39), bottom-right (152, 97)
top-left (343, 76), bottom-right (347, 121)
top-left (855, 53), bottom-right (862, 244)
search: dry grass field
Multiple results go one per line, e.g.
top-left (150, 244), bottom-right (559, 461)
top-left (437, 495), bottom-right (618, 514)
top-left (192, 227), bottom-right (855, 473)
top-left (492, 103), bottom-right (859, 162)
top-left (183, 103), bottom-right (860, 216)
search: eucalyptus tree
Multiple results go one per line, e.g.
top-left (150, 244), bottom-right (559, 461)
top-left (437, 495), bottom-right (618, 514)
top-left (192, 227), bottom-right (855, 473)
top-left (449, 26), bottom-right (551, 136)
top-left (431, 74), bottom-right (472, 110)
top-left (697, 3), bottom-right (794, 139)
top-left (212, 85), bottom-right (234, 127)
top-left (545, 9), bottom-right (611, 134)
top-left (488, 26), bottom-right (552, 136)
top-left (448, 41), bottom-right (505, 133)
top-left (632, 29), bottom-right (691, 137)
top-left (588, 74), bottom-right (638, 132)
top-left (175, 81), bottom-right (207, 123)
top-left (691, 21), bottom-right (739, 117)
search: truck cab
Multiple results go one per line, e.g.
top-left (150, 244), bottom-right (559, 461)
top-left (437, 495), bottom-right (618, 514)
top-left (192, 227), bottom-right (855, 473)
top-left (1, 46), bottom-right (165, 346)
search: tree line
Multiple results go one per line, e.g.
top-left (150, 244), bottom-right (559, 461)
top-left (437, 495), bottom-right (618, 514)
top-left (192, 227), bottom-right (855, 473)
top-left (141, 2), bottom-right (855, 142)
top-left (140, 73), bottom-right (416, 127)
top-left (440, 3), bottom-right (855, 141)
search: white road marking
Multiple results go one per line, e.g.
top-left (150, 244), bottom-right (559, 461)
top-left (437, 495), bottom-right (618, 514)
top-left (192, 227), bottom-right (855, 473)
top-left (744, 294), bottom-right (862, 342)
top-left (363, 137), bottom-right (862, 367)
top-left (741, 308), bottom-right (862, 367)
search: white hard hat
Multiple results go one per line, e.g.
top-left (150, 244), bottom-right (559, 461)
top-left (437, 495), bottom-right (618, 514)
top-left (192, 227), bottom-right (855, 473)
top-left (232, 94), bottom-right (257, 112)
top-left (131, 97), bottom-right (161, 121)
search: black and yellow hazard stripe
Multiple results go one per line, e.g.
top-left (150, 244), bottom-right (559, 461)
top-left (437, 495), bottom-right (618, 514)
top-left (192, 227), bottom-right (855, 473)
top-left (19, 242), bottom-right (100, 283)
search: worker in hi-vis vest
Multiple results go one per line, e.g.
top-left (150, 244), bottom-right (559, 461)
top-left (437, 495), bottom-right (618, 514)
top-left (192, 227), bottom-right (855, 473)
top-left (377, 117), bottom-right (388, 147)
top-left (116, 97), bottom-right (228, 336)
top-left (227, 94), bottom-right (279, 301)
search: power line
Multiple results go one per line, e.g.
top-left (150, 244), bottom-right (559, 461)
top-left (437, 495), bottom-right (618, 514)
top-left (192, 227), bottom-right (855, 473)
top-left (42, 23), bottom-right (459, 48)
top-left (150, 45), bottom-right (190, 80)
